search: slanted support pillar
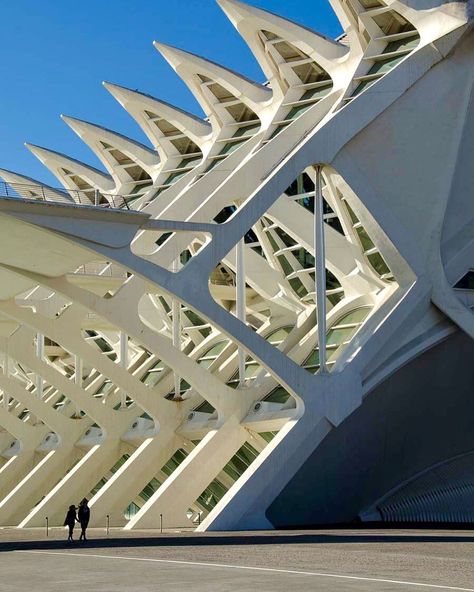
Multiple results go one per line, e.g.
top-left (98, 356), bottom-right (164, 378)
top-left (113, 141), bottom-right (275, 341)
top-left (236, 237), bottom-right (246, 385)
top-left (2, 345), bottom-right (9, 409)
top-left (36, 333), bottom-right (44, 398)
top-left (314, 165), bottom-right (327, 373)
top-left (172, 257), bottom-right (181, 399)
top-left (74, 355), bottom-right (83, 416)
top-left (119, 332), bottom-right (128, 407)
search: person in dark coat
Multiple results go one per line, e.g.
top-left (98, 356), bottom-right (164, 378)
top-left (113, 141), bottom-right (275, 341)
top-left (64, 505), bottom-right (77, 541)
top-left (78, 498), bottom-right (90, 541)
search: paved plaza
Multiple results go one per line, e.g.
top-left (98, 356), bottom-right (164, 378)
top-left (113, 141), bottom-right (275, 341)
top-left (0, 528), bottom-right (473, 591)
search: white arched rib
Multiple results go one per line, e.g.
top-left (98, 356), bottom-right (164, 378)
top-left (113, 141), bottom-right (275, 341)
top-left (25, 143), bottom-right (115, 204)
top-left (61, 115), bottom-right (160, 185)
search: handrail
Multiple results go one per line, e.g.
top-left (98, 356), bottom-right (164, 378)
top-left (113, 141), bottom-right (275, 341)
top-left (0, 181), bottom-right (133, 210)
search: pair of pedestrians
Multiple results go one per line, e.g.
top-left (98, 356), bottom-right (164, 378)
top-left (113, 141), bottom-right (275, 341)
top-left (64, 498), bottom-right (90, 541)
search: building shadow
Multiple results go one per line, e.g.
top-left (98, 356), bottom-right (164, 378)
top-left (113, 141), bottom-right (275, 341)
top-left (1, 531), bottom-right (474, 553)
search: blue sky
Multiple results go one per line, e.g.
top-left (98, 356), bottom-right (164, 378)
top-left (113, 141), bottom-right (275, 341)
top-left (0, 0), bottom-right (342, 186)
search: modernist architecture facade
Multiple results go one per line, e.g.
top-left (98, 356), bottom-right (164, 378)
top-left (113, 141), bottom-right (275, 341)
top-left (0, 0), bottom-right (473, 530)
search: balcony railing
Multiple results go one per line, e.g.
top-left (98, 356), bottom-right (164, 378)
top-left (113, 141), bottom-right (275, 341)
top-left (0, 181), bottom-right (133, 210)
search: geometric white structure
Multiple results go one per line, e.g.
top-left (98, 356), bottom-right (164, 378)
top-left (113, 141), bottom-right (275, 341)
top-left (0, 0), bottom-right (473, 531)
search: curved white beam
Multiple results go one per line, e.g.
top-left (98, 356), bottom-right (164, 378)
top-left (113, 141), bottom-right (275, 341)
top-left (61, 115), bottom-right (160, 185)
top-left (25, 143), bottom-right (115, 204)
top-left (154, 41), bottom-right (272, 128)
top-left (104, 82), bottom-right (212, 161)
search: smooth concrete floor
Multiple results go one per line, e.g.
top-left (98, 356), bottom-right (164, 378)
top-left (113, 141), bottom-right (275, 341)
top-left (0, 528), bottom-right (473, 591)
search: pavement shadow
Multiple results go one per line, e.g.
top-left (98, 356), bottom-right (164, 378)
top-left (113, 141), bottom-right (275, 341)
top-left (1, 532), bottom-right (474, 553)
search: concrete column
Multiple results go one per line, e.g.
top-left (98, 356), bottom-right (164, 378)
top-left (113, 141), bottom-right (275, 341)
top-left (2, 346), bottom-right (8, 409)
top-left (119, 332), bottom-right (128, 408)
top-left (172, 257), bottom-right (181, 399)
top-left (88, 431), bottom-right (182, 527)
top-left (125, 419), bottom-right (248, 530)
top-left (314, 165), bottom-right (327, 373)
top-left (19, 439), bottom-right (122, 527)
top-left (36, 334), bottom-right (44, 399)
top-left (0, 445), bottom-right (76, 526)
top-left (74, 354), bottom-right (83, 416)
top-left (236, 238), bottom-right (246, 385)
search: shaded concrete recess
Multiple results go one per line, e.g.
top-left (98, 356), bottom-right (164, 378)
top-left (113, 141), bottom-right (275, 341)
top-left (0, 0), bottom-right (473, 532)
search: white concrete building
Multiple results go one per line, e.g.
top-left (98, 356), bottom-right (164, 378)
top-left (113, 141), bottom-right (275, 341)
top-left (0, 0), bottom-right (473, 530)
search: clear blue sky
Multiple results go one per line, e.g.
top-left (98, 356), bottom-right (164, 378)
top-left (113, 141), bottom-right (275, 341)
top-left (0, 0), bottom-right (342, 186)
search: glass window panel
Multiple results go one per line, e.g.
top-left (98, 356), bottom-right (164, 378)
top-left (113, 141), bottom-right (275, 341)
top-left (232, 124), bottom-right (260, 138)
top-left (170, 137), bottom-right (201, 154)
top-left (138, 477), bottom-right (161, 502)
top-left (289, 277), bottom-right (308, 297)
top-left (326, 326), bottom-right (357, 346)
top-left (292, 62), bottom-right (330, 84)
top-left (219, 138), bottom-right (247, 155)
top-left (352, 78), bottom-right (377, 97)
top-left (358, 0), bottom-right (384, 7)
top-left (268, 124), bottom-right (287, 140)
top-left (196, 478), bottom-right (228, 511)
top-left (300, 83), bottom-right (333, 101)
top-left (274, 227), bottom-right (298, 248)
top-left (284, 103), bottom-right (312, 121)
top-left (276, 254), bottom-right (294, 276)
top-left (273, 41), bottom-right (304, 62)
top-left (371, 11), bottom-right (415, 36)
top-left (356, 226), bottom-right (375, 251)
top-left (195, 400), bottom-right (216, 414)
top-left (366, 54), bottom-right (404, 76)
top-left (259, 431), bottom-right (278, 442)
top-left (260, 30), bottom-right (279, 41)
top-left (161, 448), bottom-right (188, 477)
top-left (266, 327), bottom-right (292, 344)
top-left (337, 308), bottom-right (371, 324)
top-left (384, 35), bottom-right (419, 54)
top-left (244, 362), bottom-right (262, 378)
top-left (264, 387), bottom-right (291, 404)
top-left (225, 103), bottom-right (258, 122)
top-left (152, 117), bottom-right (180, 135)
top-left (304, 349), bottom-right (320, 368)
top-left (163, 169), bottom-right (189, 185)
top-left (201, 341), bottom-right (227, 358)
top-left (207, 82), bottom-right (235, 102)
top-left (367, 251), bottom-right (391, 275)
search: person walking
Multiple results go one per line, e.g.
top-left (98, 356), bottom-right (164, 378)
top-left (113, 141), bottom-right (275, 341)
top-left (64, 505), bottom-right (77, 542)
top-left (78, 498), bottom-right (90, 541)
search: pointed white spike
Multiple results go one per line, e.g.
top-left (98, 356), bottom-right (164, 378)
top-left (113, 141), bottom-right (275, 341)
top-left (25, 143), bottom-right (115, 200)
top-left (153, 41), bottom-right (271, 126)
top-left (103, 82), bottom-right (212, 160)
top-left (61, 115), bottom-right (159, 185)
top-left (153, 41), bottom-right (271, 104)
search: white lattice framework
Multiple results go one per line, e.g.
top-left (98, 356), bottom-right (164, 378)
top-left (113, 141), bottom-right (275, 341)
top-left (0, 0), bottom-right (472, 530)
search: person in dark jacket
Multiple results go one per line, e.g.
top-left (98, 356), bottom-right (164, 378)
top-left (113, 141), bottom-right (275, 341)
top-left (78, 498), bottom-right (90, 541)
top-left (64, 505), bottom-right (77, 541)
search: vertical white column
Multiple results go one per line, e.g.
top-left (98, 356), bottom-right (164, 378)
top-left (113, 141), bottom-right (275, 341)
top-left (172, 256), bottom-right (181, 399)
top-left (2, 345), bottom-right (8, 409)
top-left (314, 166), bottom-right (327, 373)
top-left (236, 238), bottom-right (246, 385)
top-left (36, 333), bottom-right (44, 398)
top-left (120, 332), bottom-right (128, 407)
top-left (74, 354), bottom-right (83, 416)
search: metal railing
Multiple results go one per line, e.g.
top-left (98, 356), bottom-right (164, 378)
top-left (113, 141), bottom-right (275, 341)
top-left (0, 181), bottom-right (134, 210)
